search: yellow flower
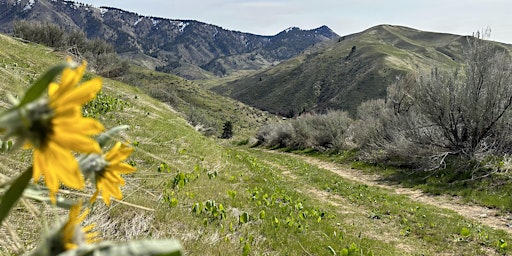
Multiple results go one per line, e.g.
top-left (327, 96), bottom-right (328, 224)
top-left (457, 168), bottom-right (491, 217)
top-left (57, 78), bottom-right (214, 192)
top-left (54, 202), bottom-right (99, 253)
top-left (33, 202), bottom-right (98, 255)
top-left (91, 142), bottom-right (136, 206)
top-left (25, 61), bottom-right (104, 203)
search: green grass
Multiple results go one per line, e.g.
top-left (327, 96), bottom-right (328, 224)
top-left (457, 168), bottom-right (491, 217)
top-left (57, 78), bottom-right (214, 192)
top-left (117, 65), bottom-right (277, 139)
top-left (2, 33), bottom-right (512, 255)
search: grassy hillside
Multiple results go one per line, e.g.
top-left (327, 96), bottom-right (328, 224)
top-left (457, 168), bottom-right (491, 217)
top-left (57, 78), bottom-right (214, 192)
top-left (2, 33), bottom-right (512, 255)
top-left (211, 25), bottom-right (511, 116)
top-left (116, 65), bottom-right (276, 139)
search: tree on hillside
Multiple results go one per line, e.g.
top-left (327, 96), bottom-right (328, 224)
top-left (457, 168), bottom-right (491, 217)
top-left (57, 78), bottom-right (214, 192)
top-left (413, 29), bottom-right (512, 159)
top-left (220, 121), bottom-right (233, 139)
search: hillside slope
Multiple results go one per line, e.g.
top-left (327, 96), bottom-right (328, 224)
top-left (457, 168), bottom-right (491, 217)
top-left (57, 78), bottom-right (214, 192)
top-left (116, 65), bottom-right (276, 138)
top-left (0, 0), bottom-right (338, 79)
top-left (212, 25), bottom-right (512, 116)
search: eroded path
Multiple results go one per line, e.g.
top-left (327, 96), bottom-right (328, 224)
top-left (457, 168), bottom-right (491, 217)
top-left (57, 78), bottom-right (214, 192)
top-left (262, 150), bottom-right (512, 235)
top-left (302, 155), bottom-right (512, 234)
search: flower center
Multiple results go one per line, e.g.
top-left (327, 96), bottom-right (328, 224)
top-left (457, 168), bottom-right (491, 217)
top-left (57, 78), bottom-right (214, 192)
top-left (78, 154), bottom-right (108, 178)
top-left (25, 99), bottom-right (54, 148)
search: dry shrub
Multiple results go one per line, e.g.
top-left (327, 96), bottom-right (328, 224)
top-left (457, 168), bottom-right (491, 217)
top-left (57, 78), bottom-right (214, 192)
top-left (255, 122), bottom-right (294, 148)
top-left (256, 110), bottom-right (352, 152)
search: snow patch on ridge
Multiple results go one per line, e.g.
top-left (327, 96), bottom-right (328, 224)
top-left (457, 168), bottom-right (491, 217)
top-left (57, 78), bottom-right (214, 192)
top-left (178, 22), bottom-right (189, 32)
top-left (72, 2), bottom-right (81, 9)
top-left (22, 0), bottom-right (35, 11)
top-left (170, 20), bottom-right (189, 32)
top-left (151, 18), bottom-right (160, 26)
top-left (99, 7), bottom-right (108, 15)
top-left (134, 17), bottom-right (143, 26)
top-left (285, 27), bottom-right (297, 33)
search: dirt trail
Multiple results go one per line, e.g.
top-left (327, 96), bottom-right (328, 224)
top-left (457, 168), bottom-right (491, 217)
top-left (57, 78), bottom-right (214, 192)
top-left (273, 151), bottom-right (512, 235)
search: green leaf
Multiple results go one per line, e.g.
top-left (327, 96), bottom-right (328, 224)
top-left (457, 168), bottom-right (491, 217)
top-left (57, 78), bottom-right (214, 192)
top-left (0, 167), bottom-right (32, 225)
top-left (258, 210), bottom-right (266, 219)
top-left (169, 198), bottom-right (178, 207)
top-left (57, 239), bottom-right (182, 256)
top-left (242, 242), bottom-right (251, 256)
top-left (460, 227), bottom-right (471, 237)
top-left (19, 62), bottom-right (73, 107)
top-left (96, 125), bottom-right (130, 148)
top-left (239, 212), bottom-right (249, 224)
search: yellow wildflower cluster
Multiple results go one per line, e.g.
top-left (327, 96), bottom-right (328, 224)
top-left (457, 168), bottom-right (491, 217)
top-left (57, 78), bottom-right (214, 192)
top-left (0, 59), bottom-right (136, 252)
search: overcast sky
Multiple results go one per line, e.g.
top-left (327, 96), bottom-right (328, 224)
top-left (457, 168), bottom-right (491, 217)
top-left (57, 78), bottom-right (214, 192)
top-left (78, 0), bottom-right (512, 44)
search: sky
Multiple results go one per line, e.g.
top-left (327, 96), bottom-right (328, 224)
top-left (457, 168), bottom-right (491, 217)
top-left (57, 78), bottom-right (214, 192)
top-left (77, 0), bottom-right (512, 44)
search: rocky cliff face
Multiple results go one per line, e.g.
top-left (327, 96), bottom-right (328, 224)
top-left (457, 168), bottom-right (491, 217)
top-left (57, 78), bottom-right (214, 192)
top-left (0, 0), bottom-right (339, 78)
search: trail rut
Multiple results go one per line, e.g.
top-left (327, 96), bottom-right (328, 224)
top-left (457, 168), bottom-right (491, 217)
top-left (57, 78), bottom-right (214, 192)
top-left (267, 150), bottom-right (512, 235)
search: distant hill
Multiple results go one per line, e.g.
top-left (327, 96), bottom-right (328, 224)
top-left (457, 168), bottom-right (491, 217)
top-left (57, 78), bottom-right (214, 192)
top-left (0, 0), bottom-right (339, 79)
top-left (211, 25), bottom-right (512, 116)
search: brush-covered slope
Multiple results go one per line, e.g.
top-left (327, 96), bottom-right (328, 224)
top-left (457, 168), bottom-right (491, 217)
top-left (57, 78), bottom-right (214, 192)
top-left (117, 65), bottom-right (277, 138)
top-left (0, 0), bottom-right (338, 79)
top-left (212, 25), bottom-right (511, 116)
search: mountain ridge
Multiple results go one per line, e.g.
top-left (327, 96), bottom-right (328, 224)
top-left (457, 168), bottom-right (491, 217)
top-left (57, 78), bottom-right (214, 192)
top-left (211, 24), bottom-right (512, 116)
top-left (0, 0), bottom-right (339, 79)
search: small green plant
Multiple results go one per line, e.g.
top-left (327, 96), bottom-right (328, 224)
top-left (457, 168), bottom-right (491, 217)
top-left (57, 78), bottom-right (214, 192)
top-left (207, 171), bottom-right (218, 179)
top-left (220, 120), bottom-right (233, 139)
top-left (83, 91), bottom-right (130, 118)
top-left (172, 171), bottom-right (198, 189)
top-left (0, 139), bottom-right (12, 153)
top-left (258, 210), bottom-right (266, 219)
top-left (227, 189), bottom-right (237, 199)
top-left (157, 162), bottom-right (172, 173)
top-left (192, 200), bottom-right (226, 222)
top-left (497, 239), bottom-right (508, 252)
top-left (239, 212), bottom-right (250, 224)
top-left (242, 242), bottom-right (251, 256)
top-left (329, 243), bottom-right (373, 256)
top-left (163, 195), bottom-right (178, 208)
top-left (460, 227), bottom-right (471, 238)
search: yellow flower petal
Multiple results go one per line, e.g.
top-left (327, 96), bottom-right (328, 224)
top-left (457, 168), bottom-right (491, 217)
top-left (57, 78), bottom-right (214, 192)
top-left (54, 117), bottom-right (105, 135)
top-left (104, 142), bottom-right (134, 164)
top-left (46, 141), bottom-right (84, 190)
top-left (35, 150), bottom-right (58, 195)
top-left (103, 142), bottom-right (121, 159)
top-left (51, 132), bottom-right (101, 154)
top-left (102, 170), bottom-right (124, 184)
top-left (53, 78), bottom-right (102, 108)
top-left (32, 148), bottom-right (44, 182)
top-left (82, 223), bottom-right (96, 233)
top-left (59, 201), bottom-right (98, 252)
top-left (93, 142), bottom-right (136, 206)
top-left (102, 179), bottom-right (123, 199)
top-left (90, 190), bottom-right (100, 205)
top-left (109, 162), bottom-right (136, 174)
top-left (48, 82), bottom-right (60, 96)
